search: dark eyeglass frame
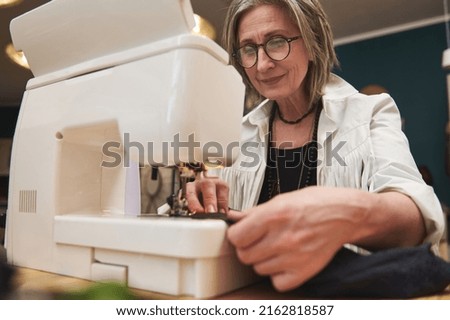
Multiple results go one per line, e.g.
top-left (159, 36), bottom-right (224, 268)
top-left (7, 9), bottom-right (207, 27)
top-left (233, 35), bottom-right (302, 69)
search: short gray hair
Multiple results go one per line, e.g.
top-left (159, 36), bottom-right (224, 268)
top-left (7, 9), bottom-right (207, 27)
top-left (222, 0), bottom-right (338, 107)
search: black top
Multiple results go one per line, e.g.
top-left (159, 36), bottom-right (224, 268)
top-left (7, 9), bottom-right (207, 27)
top-left (258, 141), bottom-right (317, 204)
top-left (257, 103), bottom-right (320, 205)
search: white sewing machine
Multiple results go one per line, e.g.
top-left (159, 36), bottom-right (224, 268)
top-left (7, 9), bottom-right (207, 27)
top-left (5, 0), bottom-right (257, 298)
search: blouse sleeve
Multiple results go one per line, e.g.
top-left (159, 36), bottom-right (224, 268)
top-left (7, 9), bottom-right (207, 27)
top-left (367, 93), bottom-right (445, 253)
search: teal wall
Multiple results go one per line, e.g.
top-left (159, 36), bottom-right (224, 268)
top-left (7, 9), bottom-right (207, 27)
top-left (334, 22), bottom-right (450, 206)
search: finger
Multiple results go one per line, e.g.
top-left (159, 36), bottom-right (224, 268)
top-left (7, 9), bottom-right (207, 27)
top-left (268, 256), bottom-right (329, 292)
top-left (251, 252), bottom-right (310, 292)
top-left (185, 182), bottom-right (205, 213)
top-left (215, 180), bottom-right (229, 213)
top-left (227, 210), bottom-right (247, 221)
top-left (235, 237), bottom-right (277, 266)
top-left (227, 206), bottom-right (269, 248)
top-left (271, 271), bottom-right (309, 292)
top-left (196, 178), bottom-right (219, 213)
top-left (252, 253), bottom-right (285, 276)
top-left (235, 222), bottom-right (295, 265)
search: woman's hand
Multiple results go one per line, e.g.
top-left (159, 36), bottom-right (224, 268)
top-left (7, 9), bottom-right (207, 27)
top-left (185, 176), bottom-right (230, 213)
top-left (227, 185), bottom-right (425, 292)
top-left (226, 186), bottom-right (370, 291)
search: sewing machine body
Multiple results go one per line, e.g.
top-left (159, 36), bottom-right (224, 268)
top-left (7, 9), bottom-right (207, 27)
top-left (5, 0), bottom-right (257, 298)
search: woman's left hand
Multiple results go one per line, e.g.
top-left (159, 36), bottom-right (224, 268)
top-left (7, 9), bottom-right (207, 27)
top-left (226, 186), bottom-right (369, 292)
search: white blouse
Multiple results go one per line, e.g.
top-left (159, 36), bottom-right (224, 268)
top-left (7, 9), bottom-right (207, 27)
top-left (215, 74), bottom-right (445, 254)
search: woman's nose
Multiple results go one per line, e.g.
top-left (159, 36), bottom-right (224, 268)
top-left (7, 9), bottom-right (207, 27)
top-left (256, 47), bottom-right (275, 71)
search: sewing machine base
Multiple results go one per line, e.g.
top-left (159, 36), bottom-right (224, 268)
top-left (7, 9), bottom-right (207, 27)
top-left (8, 214), bottom-right (257, 298)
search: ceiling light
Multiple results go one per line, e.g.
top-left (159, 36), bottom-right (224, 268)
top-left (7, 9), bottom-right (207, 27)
top-left (5, 43), bottom-right (29, 69)
top-left (192, 14), bottom-right (217, 41)
top-left (0, 0), bottom-right (23, 8)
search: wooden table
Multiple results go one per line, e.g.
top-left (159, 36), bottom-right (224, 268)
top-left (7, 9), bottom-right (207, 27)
top-left (10, 267), bottom-right (450, 300)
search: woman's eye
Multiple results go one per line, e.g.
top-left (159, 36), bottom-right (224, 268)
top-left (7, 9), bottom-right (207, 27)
top-left (268, 38), bottom-right (286, 49)
top-left (242, 45), bottom-right (256, 55)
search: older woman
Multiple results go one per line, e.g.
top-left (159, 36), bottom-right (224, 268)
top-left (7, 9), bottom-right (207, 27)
top-left (186, 0), bottom-right (444, 292)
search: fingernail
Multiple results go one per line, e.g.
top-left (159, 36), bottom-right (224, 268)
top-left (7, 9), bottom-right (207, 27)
top-left (207, 205), bottom-right (216, 213)
top-left (219, 208), bottom-right (226, 214)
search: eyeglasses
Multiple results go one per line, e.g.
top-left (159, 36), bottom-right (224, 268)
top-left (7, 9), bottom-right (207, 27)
top-left (233, 35), bottom-right (302, 68)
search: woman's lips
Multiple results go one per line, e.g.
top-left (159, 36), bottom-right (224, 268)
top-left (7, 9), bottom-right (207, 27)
top-left (259, 75), bottom-right (284, 85)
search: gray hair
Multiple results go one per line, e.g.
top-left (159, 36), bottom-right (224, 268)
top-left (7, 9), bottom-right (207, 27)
top-left (222, 0), bottom-right (338, 107)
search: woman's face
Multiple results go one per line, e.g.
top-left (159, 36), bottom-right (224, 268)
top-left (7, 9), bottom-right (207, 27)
top-left (237, 4), bottom-right (310, 101)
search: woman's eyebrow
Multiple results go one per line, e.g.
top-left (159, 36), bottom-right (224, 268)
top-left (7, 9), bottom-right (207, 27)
top-left (238, 30), bottom-right (290, 46)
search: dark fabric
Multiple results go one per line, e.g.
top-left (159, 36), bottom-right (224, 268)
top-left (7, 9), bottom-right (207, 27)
top-left (190, 212), bottom-right (236, 224)
top-left (297, 243), bottom-right (450, 299)
top-left (191, 212), bottom-right (450, 298)
top-left (0, 259), bottom-right (15, 298)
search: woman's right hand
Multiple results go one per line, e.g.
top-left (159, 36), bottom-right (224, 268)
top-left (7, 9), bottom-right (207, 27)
top-left (185, 176), bottom-right (230, 213)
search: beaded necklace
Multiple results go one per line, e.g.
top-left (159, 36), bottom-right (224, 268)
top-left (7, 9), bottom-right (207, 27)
top-left (277, 103), bottom-right (316, 125)
top-left (259, 101), bottom-right (321, 203)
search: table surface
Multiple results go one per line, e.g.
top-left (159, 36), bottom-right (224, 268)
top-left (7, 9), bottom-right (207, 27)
top-left (9, 267), bottom-right (450, 300)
